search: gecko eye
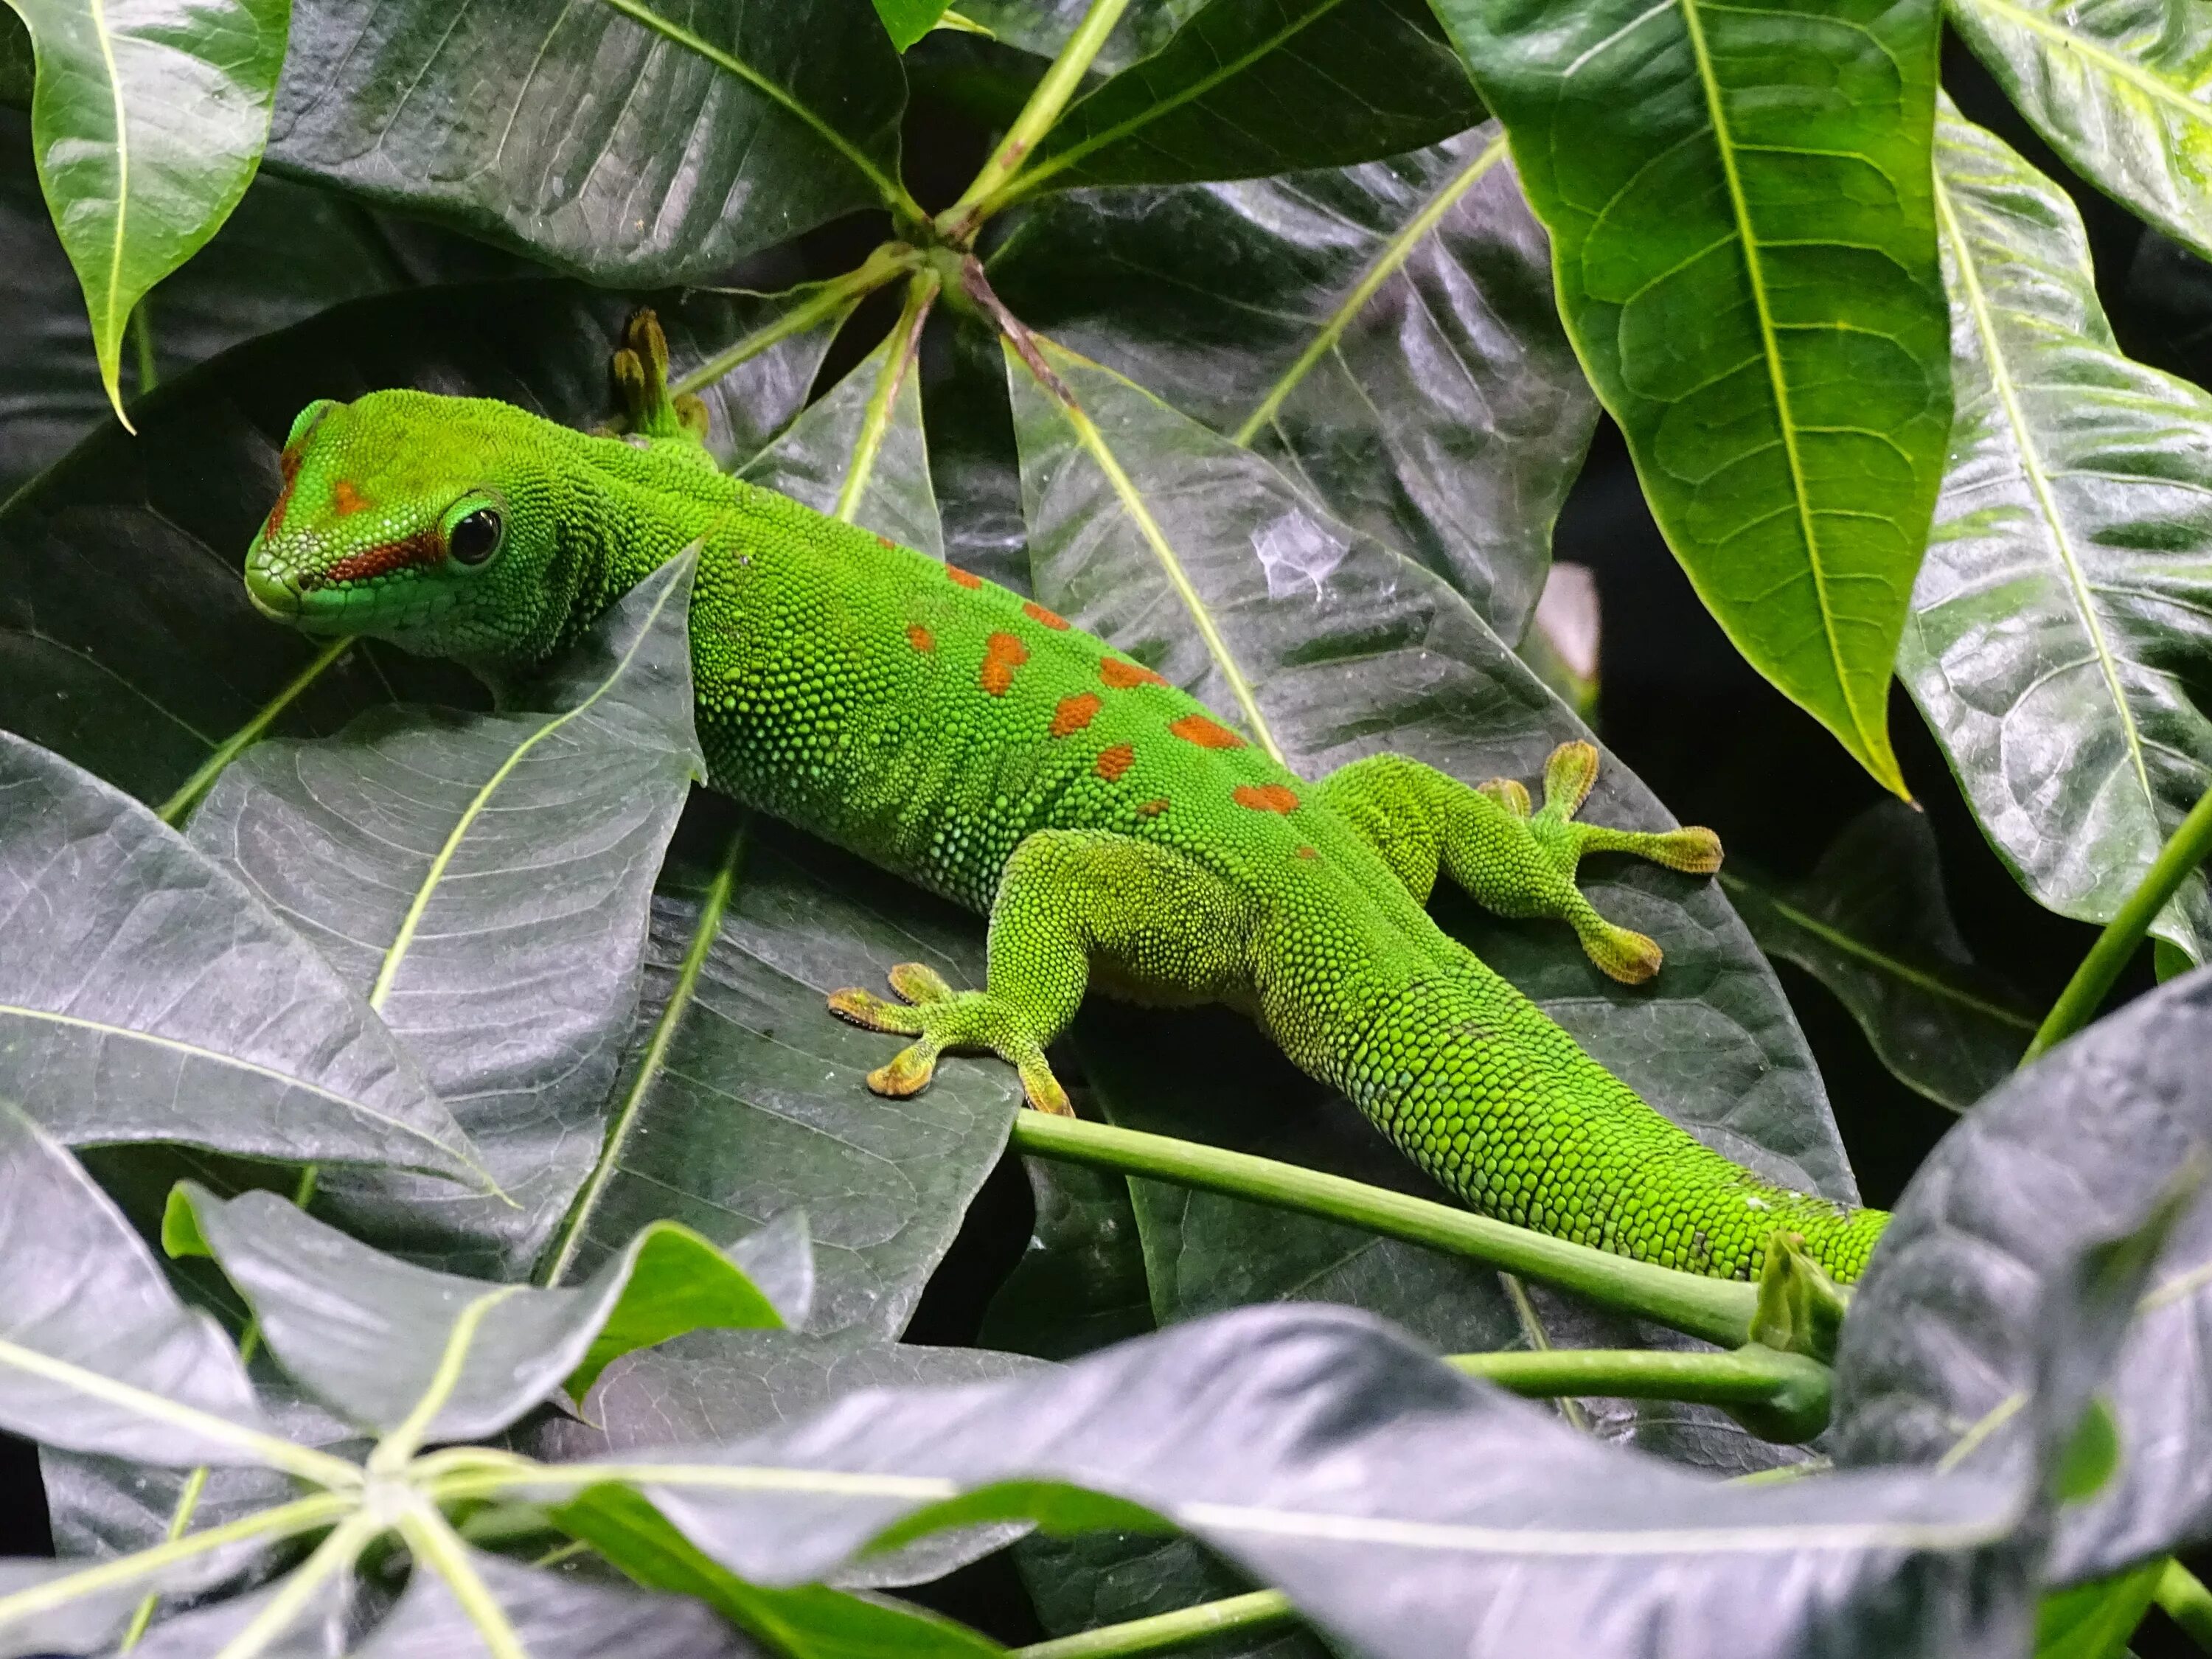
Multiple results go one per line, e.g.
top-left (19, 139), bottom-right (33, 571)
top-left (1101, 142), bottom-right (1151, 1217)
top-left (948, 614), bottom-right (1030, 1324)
top-left (448, 508), bottom-right (504, 566)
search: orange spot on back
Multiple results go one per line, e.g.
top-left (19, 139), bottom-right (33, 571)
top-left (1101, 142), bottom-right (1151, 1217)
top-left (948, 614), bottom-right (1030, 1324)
top-left (876, 534), bottom-right (896, 549)
top-left (947, 565), bottom-right (982, 590)
top-left (906, 624), bottom-right (936, 654)
top-left (1169, 714), bottom-right (1246, 751)
top-left (1051, 693), bottom-right (1102, 738)
top-left (1136, 798), bottom-right (1170, 818)
top-left (980, 631), bottom-right (1029, 697)
top-left (1024, 601), bottom-right (1070, 630)
top-left (1296, 845), bottom-right (1318, 860)
top-left (1099, 658), bottom-right (1165, 689)
top-left (330, 479), bottom-right (369, 517)
top-left (1095, 742), bottom-right (1135, 782)
top-left (1234, 784), bottom-right (1300, 814)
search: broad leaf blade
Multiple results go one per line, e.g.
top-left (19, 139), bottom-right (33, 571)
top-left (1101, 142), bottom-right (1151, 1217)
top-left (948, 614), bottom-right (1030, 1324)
top-left (989, 126), bottom-right (1593, 641)
top-left (542, 821), bottom-right (1020, 1339)
top-left (0, 733), bottom-right (479, 1178)
top-left (1018, 0), bottom-right (1484, 191)
top-left (556, 1307), bottom-right (2035, 1659)
top-left (188, 553), bottom-right (702, 1274)
top-left (0, 1102), bottom-right (273, 1466)
top-left (1834, 967), bottom-right (2212, 1582)
top-left (1948, 0), bottom-right (2212, 265)
top-left (266, 0), bottom-right (908, 283)
top-left (1431, 0), bottom-right (1952, 791)
top-left (1724, 800), bottom-right (2035, 1111)
top-left (0, 279), bottom-right (838, 810)
top-left (4, 0), bottom-right (286, 420)
top-left (1905, 110), bottom-right (2212, 963)
top-left (172, 1185), bottom-right (787, 1441)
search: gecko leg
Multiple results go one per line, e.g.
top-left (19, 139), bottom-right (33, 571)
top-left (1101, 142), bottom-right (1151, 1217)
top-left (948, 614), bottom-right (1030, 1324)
top-left (1312, 744), bottom-right (1720, 984)
top-left (828, 830), bottom-right (1251, 1115)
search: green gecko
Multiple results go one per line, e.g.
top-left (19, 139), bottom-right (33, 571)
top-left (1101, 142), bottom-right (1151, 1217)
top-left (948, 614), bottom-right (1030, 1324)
top-left (242, 314), bottom-right (1885, 1284)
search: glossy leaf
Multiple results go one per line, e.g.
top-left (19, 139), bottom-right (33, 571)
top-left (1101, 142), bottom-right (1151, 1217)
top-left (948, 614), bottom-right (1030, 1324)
top-left (0, 733), bottom-right (480, 1178)
top-left (1002, 336), bottom-right (1850, 1470)
top-left (1904, 111), bottom-right (2212, 962)
top-left (1011, 0), bottom-right (1484, 194)
top-left (1949, 0), bottom-right (2212, 264)
top-left (1431, 0), bottom-right (1952, 792)
top-left (0, 1101), bottom-right (274, 1467)
top-left (5, 0), bottom-right (288, 420)
top-left (877, 0), bottom-right (955, 50)
top-left (988, 125), bottom-right (1593, 641)
top-left (167, 1184), bottom-right (790, 1439)
top-left (0, 279), bottom-right (838, 811)
top-left (1834, 967), bottom-right (2212, 1584)
top-left (741, 296), bottom-right (947, 557)
top-left (978, 1159), bottom-right (1152, 1360)
top-left (537, 820), bottom-right (1021, 1339)
top-left (942, 0), bottom-right (1203, 74)
top-left (187, 554), bottom-right (701, 1276)
top-left (265, 0), bottom-right (909, 283)
top-left (1723, 800), bottom-right (2035, 1111)
top-left (541, 1307), bottom-right (2034, 1659)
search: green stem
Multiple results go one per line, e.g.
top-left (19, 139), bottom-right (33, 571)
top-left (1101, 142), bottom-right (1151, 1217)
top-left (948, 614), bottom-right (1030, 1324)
top-left (936, 0), bottom-right (1132, 243)
top-left (157, 636), bottom-right (355, 826)
top-left (668, 246), bottom-right (917, 403)
top-left (131, 299), bottom-right (157, 395)
top-left (1014, 1590), bottom-right (1295, 1659)
top-left (2160, 1559), bottom-right (2212, 1656)
top-left (833, 271), bottom-right (939, 524)
top-left (2024, 782), bottom-right (2212, 1063)
top-left (1447, 1343), bottom-right (1826, 1410)
top-left (1006, 1113), bottom-right (1759, 1347)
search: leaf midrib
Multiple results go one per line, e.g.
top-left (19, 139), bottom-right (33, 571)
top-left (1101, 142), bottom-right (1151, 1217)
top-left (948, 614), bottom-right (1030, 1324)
top-left (1930, 158), bottom-right (2157, 830)
top-left (1674, 0), bottom-right (1877, 765)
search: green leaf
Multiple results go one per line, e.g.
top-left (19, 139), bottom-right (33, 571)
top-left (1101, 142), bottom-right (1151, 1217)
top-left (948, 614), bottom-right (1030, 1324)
top-left (1011, 0), bottom-right (1484, 194)
top-left (0, 279), bottom-right (838, 811)
top-left (987, 125), bottom-right (1593, 640)
top-left (978, 1161), bottom-right (1153, 1360)
top-left (187, 552), bottom-right (703, 1276)
top-left (877, 0), bottom-right (956, 51)
top-left (2034, 1559), bottom-right (2167, 1659)
top-left (0, 733), bottom-right (481, 1180)
top-left (522, 1306), bottom-right (2037, 1659)
top-left (1833, 967), bottom-right (2212, 1585)
top-left (741, 288), bottom-right (947, 557)
top-left (940, 0), bottom-right (1201, 74)
top-left (167, 1185), bottom-right (787, 1441)
top-left (1430, 0), bottom-right (1952, 793)
top-left (561, 1484), bottom-right (1007, 1658)
top-left (265, 0), bottom-right (911, 282)
top-left (4, 0), bottom-right (288, 423)
top-left (1904, 109), bottom-right (2212, 965)
top-left (1722, 801), bottom-right (2036, 1111)
top-left (1949, 0), bottom-right (2212, 265)
top-left (538, 819), bottom-right (1021, 1339)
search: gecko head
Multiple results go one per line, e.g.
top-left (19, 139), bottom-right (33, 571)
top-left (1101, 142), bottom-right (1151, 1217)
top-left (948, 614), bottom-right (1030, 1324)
top-left (245, 391), bottom-right (571, 667)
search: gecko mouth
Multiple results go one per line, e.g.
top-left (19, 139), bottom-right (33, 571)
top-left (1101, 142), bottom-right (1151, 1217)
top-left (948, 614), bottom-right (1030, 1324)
top-left (244, 561), bottom-right (304, 622)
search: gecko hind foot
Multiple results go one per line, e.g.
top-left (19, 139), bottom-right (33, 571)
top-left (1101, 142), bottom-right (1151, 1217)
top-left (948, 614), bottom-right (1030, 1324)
top-left (827, 966), bottom-right (1073, 1116)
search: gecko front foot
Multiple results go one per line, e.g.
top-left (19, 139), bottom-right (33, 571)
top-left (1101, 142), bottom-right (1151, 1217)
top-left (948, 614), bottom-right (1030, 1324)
top-left (827, 964), bottom-right (1074, 1116)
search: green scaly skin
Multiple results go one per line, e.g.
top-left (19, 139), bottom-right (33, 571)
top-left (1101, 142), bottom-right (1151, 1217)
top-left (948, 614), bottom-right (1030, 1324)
top-left (241, 317), bottom-right (1885, 1283)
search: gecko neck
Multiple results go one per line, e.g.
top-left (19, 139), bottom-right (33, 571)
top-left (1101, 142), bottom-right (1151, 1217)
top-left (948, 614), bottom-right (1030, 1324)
top-left (544, 431), bottom-right (739, 655)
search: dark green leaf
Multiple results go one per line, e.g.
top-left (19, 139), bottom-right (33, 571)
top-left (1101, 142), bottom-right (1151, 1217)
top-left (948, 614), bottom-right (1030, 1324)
top-left (188, 554), bottom-right (703, 1276)
top-left (5, 0), bottom-right (287, 418)
top-left (265, 0), bottom-right (910, 282)
top-left (0, 1101), bottom-right (272, 1466)
top-left (1430, 0), bottom-right (1951, 791)
top-left (1012, 0), bottom-right (1481, 194)
top-left (0, 734), bottom-right (479, 1178)
top-left (742, 299), bottom-right (946, 557)
top-left (1723, 800), bottom-right (2035, 1111)
top-left (2034, 1559), bottom-right (2166, 1659)
top-left (1834, 968), bottom-right (2212, 1583)
top-left (563, 1484), bottom-right (1007, 1657)
top-left (942, 0), bottom-right (1202, 74)
top-left (0, 279), bottom-right (838, 811)
top-left (1948, 0), bottom-right (2212, 264)
top-left (549, 1307), bottom-right (2034, 1659)
top-left (988, 125), bottom-right (1592, 640)
top-left (877, 0), bottom-right (956, 51)
top-left (978, 1159), bottom-right (1153, 1360)
top-left (1904, 110), bottom-right (2212, 964)
top-left (538, 821), bottom-right (1020, 1339)
top-left (168, 1184), bottom-right (788, 1439)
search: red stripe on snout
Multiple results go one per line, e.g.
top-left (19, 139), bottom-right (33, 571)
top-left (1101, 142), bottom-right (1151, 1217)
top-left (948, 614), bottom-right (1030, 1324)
top-left (314, 531), bottom-right (444, 585)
